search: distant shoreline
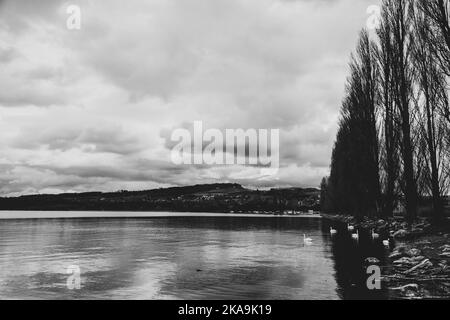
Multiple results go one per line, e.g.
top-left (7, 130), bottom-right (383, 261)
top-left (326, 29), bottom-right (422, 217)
top-left (0, 210), bottom-right (322, 220)
top-left (0, 183), bottom-right (321, 215)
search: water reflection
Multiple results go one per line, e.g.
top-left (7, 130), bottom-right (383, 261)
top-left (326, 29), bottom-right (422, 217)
top-left (0, 214), bottom-right (389, 299)
top-left (322, 221), bottom-right (390, 299)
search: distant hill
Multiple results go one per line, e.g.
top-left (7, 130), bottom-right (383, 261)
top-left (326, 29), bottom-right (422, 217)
top-left (0, 183), bottom-right (320, 213)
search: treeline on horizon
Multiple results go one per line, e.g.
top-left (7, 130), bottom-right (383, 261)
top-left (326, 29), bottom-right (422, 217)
top-left (321, 0), bottom-right (450, 223)
top-left (0, 183), bottom-right (321, 213)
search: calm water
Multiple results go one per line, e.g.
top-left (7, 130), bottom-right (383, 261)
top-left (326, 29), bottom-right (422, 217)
top-left (0, 212), bottom-right (389, 300)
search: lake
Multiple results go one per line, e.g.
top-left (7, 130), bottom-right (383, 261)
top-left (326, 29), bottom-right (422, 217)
top-left (0, 212), bottom-right (389, 299)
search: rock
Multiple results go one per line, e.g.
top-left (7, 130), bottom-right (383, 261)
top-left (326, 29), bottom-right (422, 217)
top-left (389, 252), bottom-right (405, 260)
top-left (404, 259), bottom-right (433, 275)
top-left (390, 283), bottom-right (419, 292)
top-left (392, 256), bottom-right (424, 266)
top-left (391, 283), bottom-right (421, 298)
top-left (422, 289), bottom-right (432, 298)
top-left (439, 245), bottom-right (450, 252)
top-left (365, 257), bottom-right (380, 264)
top-left (393, 257), bottom-right (413, 265)
top-left (407, 248), bottom-right (422, 257)
top-left (411, 227), bottom-right (424, 233)
top-left (439, 252), bottom-right (450, 258)
top-left (393, 229), bottom-right (408, 239)
top-left (411, 256), bottom-right (425, 263)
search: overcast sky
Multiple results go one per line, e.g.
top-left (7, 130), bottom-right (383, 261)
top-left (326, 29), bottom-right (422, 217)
top-left (0, 0), bottom-right (381, 196)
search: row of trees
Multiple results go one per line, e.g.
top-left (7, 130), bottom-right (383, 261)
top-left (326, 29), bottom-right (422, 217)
top-left (321, 0), bottom-right (450, 223)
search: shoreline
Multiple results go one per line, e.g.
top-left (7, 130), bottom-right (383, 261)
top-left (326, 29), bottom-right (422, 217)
top-left (0, 210), bottom-right (323, 220)
top-left (322, 213), bottom-right (450, 299)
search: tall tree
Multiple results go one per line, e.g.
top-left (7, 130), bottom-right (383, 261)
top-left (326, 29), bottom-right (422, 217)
top-left (326, 30), bottom-right (381, 217)
top-left (417, 0), bottom-right (450, 75)
top-left (387, 0), bottom-right (418, 222)
top-left (411, 3), bottom-right (450, 221)
top-left (375, 4), bottom-right (400, 217)
top-left (417, 0), bottom-right (450, 143)
top-left (322, 0), bottom-right (450, 222)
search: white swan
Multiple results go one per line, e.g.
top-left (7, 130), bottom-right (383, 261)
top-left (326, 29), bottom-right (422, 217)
top-left (330, 227), bottom-right (337, 235)
top-left (304, 234), bottom-right (313, 245)
top-left (351, 230), bottom-right (359, 241)
top-left (347, 223), bottom-right (354, 231)
top-left (372, 229), bottom-right (379, 239)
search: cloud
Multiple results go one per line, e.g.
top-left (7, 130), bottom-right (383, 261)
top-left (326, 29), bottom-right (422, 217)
top-left (0, 0), bottom-right (381, 195)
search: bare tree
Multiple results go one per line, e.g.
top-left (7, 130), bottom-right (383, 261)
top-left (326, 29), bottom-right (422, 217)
top-left (387, 0), bottom-right (418, 222)
top-left (411, 2), bottom-right (450, 221)
top-left (417, 0), bottom-right (450, 75)
top-left (375, 4), bottom-right (400, 217)
top-left (323, 0), bottom-right (449, 222)
top-left (417, 0), bottom-right (450, 138)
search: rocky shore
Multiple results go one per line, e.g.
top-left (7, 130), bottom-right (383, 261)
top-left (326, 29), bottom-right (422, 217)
top-left (322, 214), bottom-right (450, 299)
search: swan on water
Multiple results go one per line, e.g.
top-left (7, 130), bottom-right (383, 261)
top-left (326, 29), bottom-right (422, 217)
top-left (304, 234), bottom-right (313, 245)
top-left (372, 229), bottom-right (379, 239)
